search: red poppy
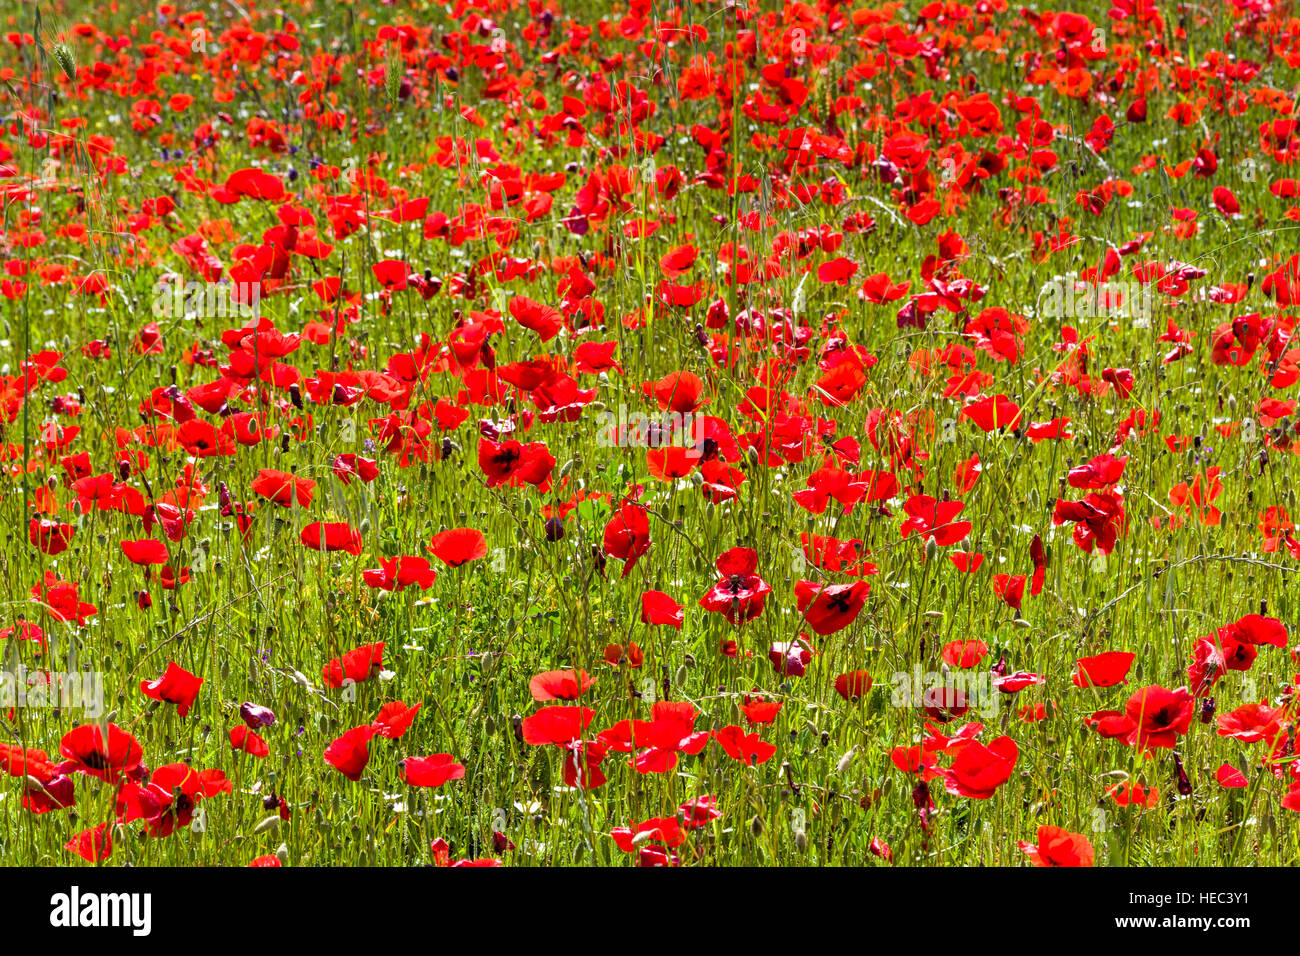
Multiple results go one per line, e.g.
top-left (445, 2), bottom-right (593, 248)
top-left (835, 671), bottom-right (874, 701)
top-left (1124, 685), bottom-right (1195, 750)
top-left (140, 661), bottom-right (204, 716)
top-left (372, 701), bottom-right (421, 739)
top-left (1072, 651), bottom-right (1135, 688)
top-left (427, 527), bottom-right (488, 567)
top-left (58, 723), bottom-right (143, 782)
top-left (402, 754), bottom-right (465, 787)
top-left (322, 643), bottom-right (386, 688)
top-left (300, 521), bottom-right (365, 555)
top-left (324, 726), bottom-right (377, 781)
top-left (121, 538), bottom-right (169, 565)
top-left (603, 499), bottom-right (651, 577)
top-left (230, 726), bottom-right (269, 758)
top-left (65, 824), bottom-right (113, 862)
top-left (794, 580), bottom-right (870, 635)
top-left (521, 706), bottom-right (595, 746)
top-left (713, 725), bottom-right (778, 766)
top-left (699, 547), bottom-right (772, 626)
top-left (900, 495), bottom-right (972, 546)
top-left (250, 468), bottom-right (316, 507)
top-left (640, 590), bottom-right (684, 629)
top-left (1017, 826), bottom-right (1094, 867)
top-left (940, 735), bottom-right (1018, 799)
top-left (529, 669), bottom-right (595, 702)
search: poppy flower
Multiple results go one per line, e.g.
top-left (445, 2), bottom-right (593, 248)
top-left (939, 735), bottom-right (1018, 799)
top-left (647, 371), bottom-right (705, 413)
top-left (713, 725), bottom-right (777, 766)
top-left (121, 538), bottom-right (169, 565)
top-left (29, 518), bottom-right (74, 555)
top-left (1017, 826), bottom-right (1094, 867)
top-left (598, 701), bottom-right (710, 774)
top-left (58, 723), bottom-right (144, 782)
top-left (942, 639), bottom-right (988, 669)
top-left (739, 694), bottom-right (782, 725)
top-left (300, 521), bottom-right (365, 555)
top-left (322, 643), bottom-right (386, 688)
top-left (603, 500), bottom-right (651, 577)
top-left (363, 555), bottom-right (438, 592)
top-left (900, 495), bottom-right (972, 546)
top-left (250, 468), bottom-right (316, 507)
top-left (65, 824), bottom-right (113, 862)
top-left (230, 726), bottom-right (270, 758)
top-left (835, 671), bottom-right (874, 701)
top-left (1072, 651), bottom-right (1135, 688)
top-left (372, 701), bottom-right (421, 739)
top-left (1124, 685), bottom-right (1195, 750)
top-left (324, 726), bottom-right (377, 781)
top-left (1215, 764), bottom-right (1248, 789)
top-left (678, 795), bottom-right (722, 829)
top-left (427, 527), bottom-right (488, 567)
top-left (140, 661), bottom-right (204, 716)
top-left (992, 574), bottom-right (1027, 610)
top-left (959, 394), bottom-right (1022, 432)
top-left (521, 706), bottom-right (595, 746)
top-left (640, 590), bottom-right (684, 629)
top-left (401, 754), bottom-right (465, 787)
top-left (240, 702), bottom-right (277, 728)
top-left (794, 580), bottom-right (870, 635)
top-left (699, 547), bottom-right (771, 625)
top-left (477, 437), bottom-right (555, 489)
top-left (529, 669), bottom-right (595, 702)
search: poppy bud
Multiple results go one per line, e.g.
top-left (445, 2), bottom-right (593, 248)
top-left (544, 517), bottom-right (565, 542)
top-left (750, 815), bottom-right (764, 837)
top-left (1173, 754), bottom-right (1193, 796)
top-left (241, 702), bottom-right (277, 728)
